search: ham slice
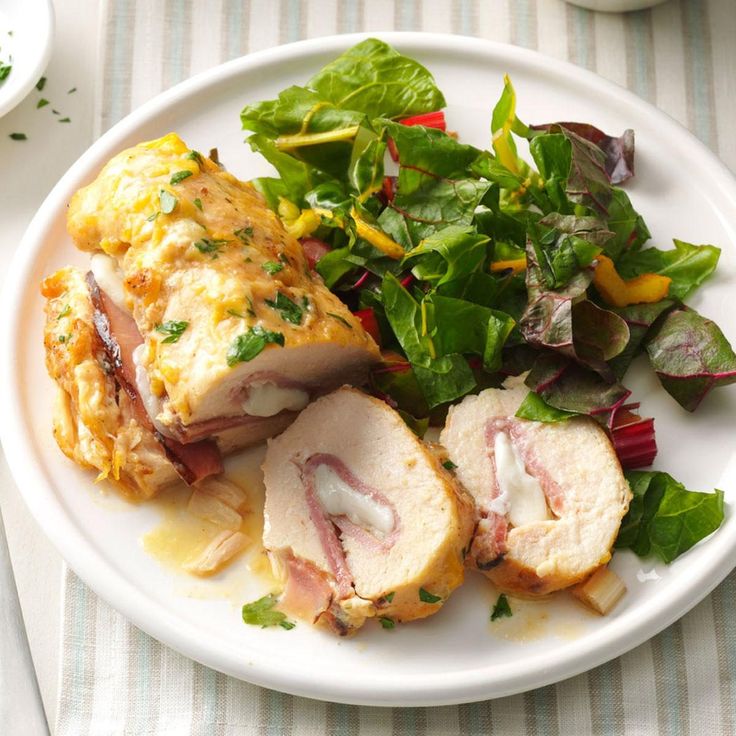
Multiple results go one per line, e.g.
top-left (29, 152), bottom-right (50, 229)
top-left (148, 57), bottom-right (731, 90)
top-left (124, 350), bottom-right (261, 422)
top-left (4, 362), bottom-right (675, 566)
top-left (85, 272), bottom-right (223, 485)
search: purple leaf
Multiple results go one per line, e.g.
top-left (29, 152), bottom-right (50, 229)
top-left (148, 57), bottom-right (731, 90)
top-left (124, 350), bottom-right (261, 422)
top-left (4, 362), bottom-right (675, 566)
top-left (644, 306), bottom-right (736, 411)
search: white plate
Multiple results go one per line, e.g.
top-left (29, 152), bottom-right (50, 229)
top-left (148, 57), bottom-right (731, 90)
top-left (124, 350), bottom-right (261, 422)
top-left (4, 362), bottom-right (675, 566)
top-left (3, 33), bottom-right (736, 707)
top-left (0, 0), bottom-right (53, 118)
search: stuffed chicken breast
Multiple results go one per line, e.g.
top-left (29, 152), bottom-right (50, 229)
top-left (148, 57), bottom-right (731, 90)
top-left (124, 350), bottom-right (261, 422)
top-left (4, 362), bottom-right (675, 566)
top-left (65, 133), bottom-right (379, 454)
top-left (262, 387), bottom-right (474, 634)
top-left (440, 379), bottom-right (631, 597)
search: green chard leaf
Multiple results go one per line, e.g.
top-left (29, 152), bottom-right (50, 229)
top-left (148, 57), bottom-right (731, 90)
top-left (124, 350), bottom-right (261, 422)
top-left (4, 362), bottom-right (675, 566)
top-left (227, 327), bottom-right (285, 366)
top-left (241, 594), bottom-right (296, 630)
top-left (265, 291), bottom-right (304, 325)
top-left (348, 125), bottom-right (386, 199)
top-left (515, 391), bottom-right (577, 422)
top-left (644, 306), bottom-right (736, 411)
top-left (616, 239), bottom-right (721, 301)
top-left (615, 470), bottom-right (724, 563)
top-left (155, 320), bottom-right (189, 344)
top-left (306, 38), bottom-right (446, 119)
top-left (491, 593), bottom-right (513, 621)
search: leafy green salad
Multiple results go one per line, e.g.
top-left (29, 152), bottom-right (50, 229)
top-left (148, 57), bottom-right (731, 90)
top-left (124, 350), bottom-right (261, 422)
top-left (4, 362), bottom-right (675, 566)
top-left (239, 39), bottom-right (730, 564)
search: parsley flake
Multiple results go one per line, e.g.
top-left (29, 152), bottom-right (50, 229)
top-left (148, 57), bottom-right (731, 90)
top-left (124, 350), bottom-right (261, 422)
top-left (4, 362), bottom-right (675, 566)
top-left (193, 198), bottom-right (203, 211)
top-left (491, 594), bottom-right (512, 621)
top-left (379, 617), bottom-right (395, 630)
top-left (170, 170), bottom-right (193, 185)
top-left (442, 460), bottom-right (458, 471)
top-left (67, 87), bottom-right (77, 94)
top-left (0, 63), bottom-right (11, 82)
top-left (384, 591), bottom-right (395, 603)
top-left (227, 308), bottom-right (245, 319)
top-left (326, 312), bottom-right (352, 329)
top-left (262, 261), bottom-right (284, 275)
top-left (227, 326), bottom-right (284, 366)
top-left (9, 132), bottom-right (26, 140)
top-left (36, 98), bottom-right (49, 109)
top-left (146, 212), bottom-right (159, 222)
top-left (241, 594), bottom-right (296, 630)
top-left (59, 117), bottom-right (71, 123)
top-left (36, 76), bottom-right (46, 91)
top-left (234, 226), bottom-right (254, 242)
top-left (194, 238), bottom-right (228, 257)
top-left (57, 304), bottom-right (71, 320)
top-left (265, 292), bottom-right (303, 325)
top-left (155, 320), bottom-right (189, 344)
top-left (159, 189), bottom-right (177, 214)
top-left (186, 150), bottom-right (203, 164)
top-left (418, 588), bottom-right (442, 604)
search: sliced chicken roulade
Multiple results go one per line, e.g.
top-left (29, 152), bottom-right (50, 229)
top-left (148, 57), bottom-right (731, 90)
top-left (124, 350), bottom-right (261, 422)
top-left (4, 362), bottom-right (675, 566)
top-left (440, 379), bottom-right (631, 597)
top-left (262, 388), bottom-right (474, 635)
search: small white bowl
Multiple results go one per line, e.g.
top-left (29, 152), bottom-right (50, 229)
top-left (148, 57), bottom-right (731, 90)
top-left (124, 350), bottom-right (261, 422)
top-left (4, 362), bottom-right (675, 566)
top-left (0, 0), bottom-right (54, 118)
top-left (566, 0), bottom-right (670, 11)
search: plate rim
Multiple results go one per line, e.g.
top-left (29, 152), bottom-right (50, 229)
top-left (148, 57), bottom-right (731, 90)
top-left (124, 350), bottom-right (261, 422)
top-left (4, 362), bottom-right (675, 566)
top-left (0, 0), bottom-right (54, 118)
top-left (3, 31), bottom-right (736, 706)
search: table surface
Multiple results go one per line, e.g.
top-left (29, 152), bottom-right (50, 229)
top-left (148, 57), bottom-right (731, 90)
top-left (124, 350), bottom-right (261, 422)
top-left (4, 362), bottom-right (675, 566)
top-left (2, 0), bottom-right (736, 730)
top-left (0, 0), bottom-right (99, 727)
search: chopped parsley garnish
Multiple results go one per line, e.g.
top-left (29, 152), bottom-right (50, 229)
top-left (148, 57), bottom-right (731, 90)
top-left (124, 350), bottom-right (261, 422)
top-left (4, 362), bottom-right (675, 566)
top-left (67, 87), bottom-right (77, 94)
top-left (194, 237), bottom-right (228, 256)
top-left (0, 63), bottom-right (12, 82)
top-left (442, 460), bottom-right (457, 471)
top-left (278, 252), bottom-right (289, 264)
top-left (146, 212), bottom-right (159, 222)
top-left (155, 320), bottom-right (189, 344)
top-left (384, 591), bottom-right (395, 603)
top-left (227, 308), bottom-right (245, 318)
top-left (326, 312), bottom-right (352, 328)
top-left (170, 170), bottom-right (193, 185)
top-left (36, 76), bottom-right (46, 91)
top-left (59, 117), bottom-right (71, 123)
top-left (262, 261), bottom-right (284, 275)
top-left (234, 226), bottom-right (254, 242)
top-left (193, 198), bottom-right (203, 211)
top-left (57, 334), bottom-right (71, 343)
top-left (379, 616), bottom-right (395, 630)
top-left (186, 150), bottom-right (203, 164)
top-left (159, 189), bottom-right (177, 214)
top-left (241, 594), bottom-right (296, 630)
top-left (57, 304), bottom-right (71, 320)
top-left (36, 98), bottom-right (49, 109)
top-left (265, 292), bottom-right (303, 325)
top-left (9, 132), bottom-right (26, 141)
top-left (418, 588), bottom-right (442, 604)
top-left (490, 594), bottom-right (512, 621)
top-left (227, 326), bottom-right (284, 366)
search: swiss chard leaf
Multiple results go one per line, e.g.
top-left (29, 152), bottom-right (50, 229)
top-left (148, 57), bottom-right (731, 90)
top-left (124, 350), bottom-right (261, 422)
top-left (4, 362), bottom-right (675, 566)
top-left (382, 273), bottom-right (476, 407)
top-left (531, 122), bottom-right (635, 185)
top-left (515, 391), bottom-right (577, 422)
top-left (615, 470), bottom-right (724, 562)
top-left (616, 239), bottom-right (721, 301)
top-left (644, 306), bottom-right (736, 411)
top-left (348, 125), bottom-right (386, 199)
top-left (403, 226), bottom-right (489, 287)
top-left (307, 38), bottom-right (446, 119)
top-left (524, 353), bottom-right (631, 427)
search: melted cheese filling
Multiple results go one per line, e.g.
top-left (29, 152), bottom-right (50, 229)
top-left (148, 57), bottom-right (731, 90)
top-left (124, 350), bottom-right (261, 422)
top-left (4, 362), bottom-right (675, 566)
top-left (90, 253), bottom-right (128, 313)
top-left (313, 464), bottom-right (394, 536)
top-left (132, 344), bottom-right (168, 434)
top-left (492, 431), bottom-right (551, 527)
top-left (242, 382), bottom-right (309, 417)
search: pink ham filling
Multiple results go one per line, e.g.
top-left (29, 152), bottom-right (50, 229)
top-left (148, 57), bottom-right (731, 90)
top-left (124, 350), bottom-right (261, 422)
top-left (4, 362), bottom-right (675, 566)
top-left (85, 272), bottom-right (223, 485)
top-left (297, 453), bottom-right (399, 599)
top-left (470, 418), bottom-right (562, 569)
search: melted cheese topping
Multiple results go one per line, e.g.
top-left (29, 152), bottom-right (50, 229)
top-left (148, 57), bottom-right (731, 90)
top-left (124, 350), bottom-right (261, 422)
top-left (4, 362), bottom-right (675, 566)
top-left (242, 381), bottom-right (309, 417)
top-left (492, 432), bottom-right (551, 527)
top-left (313, 464), bottom-right (394, 536)
top-left (90, 253), bottom-right (127, 312)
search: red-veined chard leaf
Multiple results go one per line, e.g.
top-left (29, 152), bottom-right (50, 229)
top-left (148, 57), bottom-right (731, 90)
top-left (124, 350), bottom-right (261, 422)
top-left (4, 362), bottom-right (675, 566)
top-left (531, 122), bottom-right (635, 185)
top-left (615, 239), bottom-right (721, 301)
top-left (524, 353), bottom-right (631, 427)
top-left (644, 306), bottom-right (736, 411)
top-left (615, 470), bottom-right (724, 562)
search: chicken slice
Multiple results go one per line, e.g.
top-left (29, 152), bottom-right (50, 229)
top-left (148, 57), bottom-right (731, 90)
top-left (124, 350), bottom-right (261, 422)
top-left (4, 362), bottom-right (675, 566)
top-left (66, 133), bottom-right (380, 449)
top-left (440, 380), bottom-right (631, 596)
top-left (262, 387), bottom-right (474, 635)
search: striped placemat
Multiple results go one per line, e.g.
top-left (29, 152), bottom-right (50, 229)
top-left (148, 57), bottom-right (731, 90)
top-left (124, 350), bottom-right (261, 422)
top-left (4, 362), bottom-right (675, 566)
top-left (57, 1), bottom-right (736, 734)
